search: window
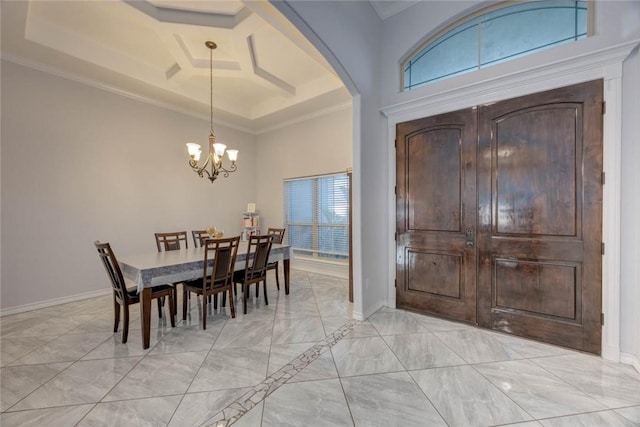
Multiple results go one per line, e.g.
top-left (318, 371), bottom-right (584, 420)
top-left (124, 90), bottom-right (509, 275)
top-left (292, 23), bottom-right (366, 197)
top-left (403, 0), bottom-right (590, 90)
top-left (283, 173), bottom-right (350, 263)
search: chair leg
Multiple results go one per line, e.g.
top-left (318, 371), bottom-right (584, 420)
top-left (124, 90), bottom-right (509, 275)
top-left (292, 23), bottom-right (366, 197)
top-left (202, 290), bottom-right (207, 330)
top-left (256, 283), bottom-right (259, 298)
top-left (275, 262), bottom-right (280, 290)
top-left (167, 293), bottom-right (176, 328)
top-left (213, 292), bottom-right (218, 310)
top-left (228, 289), bottom-right (236, 318)
top-left (173, 286), bottom-right (178, 322)
top-left (157, 298), bottom-right (163, 318)
top-left (113, 298), bottom-right (120, 333)
top-left (263, 280), bottom-right (268, 306)
top-left (243, 283), bottom-right (248, 314)
top-left (182, 288), bottom-right (188, 321)
top-left (122, 305), bottom-right (130, 343)
top-left (221, 290), bottom-right (227, 308)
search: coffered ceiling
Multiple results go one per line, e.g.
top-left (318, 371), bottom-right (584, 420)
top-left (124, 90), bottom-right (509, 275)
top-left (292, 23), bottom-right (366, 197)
top-left (0, 1), bottom-right (352, 133)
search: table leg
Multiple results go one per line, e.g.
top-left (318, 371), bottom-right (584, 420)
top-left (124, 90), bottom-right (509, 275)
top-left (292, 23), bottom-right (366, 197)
top-left (283, 258), bottom-right (290, 295)
top-left (140, 288), bottom-right (152, 349)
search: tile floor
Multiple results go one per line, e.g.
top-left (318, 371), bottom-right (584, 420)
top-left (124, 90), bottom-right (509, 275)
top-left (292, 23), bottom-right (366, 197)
top-left (1, 269), bottom-right (639, 426)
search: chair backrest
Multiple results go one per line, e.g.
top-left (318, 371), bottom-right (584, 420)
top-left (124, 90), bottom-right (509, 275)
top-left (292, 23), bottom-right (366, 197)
top-left (267, 227), bottom-right (286, 244)
top-left (243, 234), bottom-right (274, 280)
top-left (192, 230), bottom-right (208, 248)
top-left (202, 236), bottom-right (241, 287)
top-left (155, 231), bottom-right (188, 252)
top-left (94, 241), bottom-right (129, 303)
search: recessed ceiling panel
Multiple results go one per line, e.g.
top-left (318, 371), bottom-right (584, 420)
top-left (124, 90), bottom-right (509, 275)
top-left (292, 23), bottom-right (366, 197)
top-left (3, 0), bottom-right (350, 132)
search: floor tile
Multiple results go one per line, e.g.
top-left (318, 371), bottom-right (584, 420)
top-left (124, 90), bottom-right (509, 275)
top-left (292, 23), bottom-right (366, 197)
top-left (0, 404), bottom-right (94, 427)
top-left (233, 401), bottom-right (264, 427)
top-left (78, 395), bottom-right (182, 426)
top-left (331, 336), bottom-right (404, 377)
top-left (433, 328), bottom-right (524, 363)
top-left (539, 410), bottom-right (638, 426)
top-left (267, 343), bottom-right (318, 376)
top-left (475, 359), bottom-right (607, 418)
top-left (168, 388), bottom-right (250, 426)
top-left (1, 362), bottom-right (71, 411)
top-left (289, 350), bottom-right (339, 383)
top-left (615, 406), bottom-right (640, 424)
top-left (532, 353), bottom-right (640, 408)
top-left (212, 319), bottom-right (273, 349)
top-left (367, 308), bottom-right (429, 335)
top-left (11, 357), bottom-right (140, 410)
top-left (321, 317), bottom-right (378, 338)
top-left (2, 269), bottom-right (638, 427)
top-left (103, 351), bottom-right (207, 400)
top-left (0, 336), bottom-right (57, 367)
top-left (81, 333), bottom-right (152, 360)
top-left (382, 332), bottom-right (466, 370)
top-left (342, 371), bottom-right (446, 426)
top-left (189, 346), bottom-right (270, 392)
top-left (410, 312), bottom-right (472, 332)
top-left (272, 317), bottom-right (326, 345)
top-left (410, 365), bottom-right (533, 427)
top-left (262, 379), bottom-right (353, 427)
top-left (148, 322), bottom-right (223, 354)
top-left (9, 332), bottom-right (112, 365)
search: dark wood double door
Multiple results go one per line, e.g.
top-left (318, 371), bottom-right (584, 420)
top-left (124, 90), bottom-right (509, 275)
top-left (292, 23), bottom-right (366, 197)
top-left (396, 81), bottom-right (603, 353)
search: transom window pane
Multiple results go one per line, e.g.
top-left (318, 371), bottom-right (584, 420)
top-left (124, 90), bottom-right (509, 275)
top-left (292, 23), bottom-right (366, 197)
top-left (403, 0), bottom-right (588, 90)
top-left (284, 173), bottom-right (350, 262)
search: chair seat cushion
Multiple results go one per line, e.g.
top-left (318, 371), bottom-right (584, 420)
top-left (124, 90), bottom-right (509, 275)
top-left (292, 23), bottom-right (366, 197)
top-left (127, 284), bottom-right (173, 298)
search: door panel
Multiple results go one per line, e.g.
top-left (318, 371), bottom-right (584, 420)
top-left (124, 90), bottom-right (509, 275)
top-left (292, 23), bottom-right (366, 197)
top-left (477, 80), bottom-right (603, 353)
top-left (396, 109), bottom-right (477, 323)
top-left (395, 80), bottom-right (603, 353)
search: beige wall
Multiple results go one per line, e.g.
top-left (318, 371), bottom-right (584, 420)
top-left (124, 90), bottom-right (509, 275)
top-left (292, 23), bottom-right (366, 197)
top-left (255, 106), bottom-right (353, 232)
top-left (1, 60), bottom-right (257, 311)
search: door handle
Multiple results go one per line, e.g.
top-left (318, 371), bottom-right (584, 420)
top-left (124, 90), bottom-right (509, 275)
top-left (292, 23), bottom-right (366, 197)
top-left (465, 228), bottom-right (475, 248)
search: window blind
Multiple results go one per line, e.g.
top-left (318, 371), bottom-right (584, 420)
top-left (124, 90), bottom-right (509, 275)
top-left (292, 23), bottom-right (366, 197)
top-left (283, 173), bottom-right (350, 263)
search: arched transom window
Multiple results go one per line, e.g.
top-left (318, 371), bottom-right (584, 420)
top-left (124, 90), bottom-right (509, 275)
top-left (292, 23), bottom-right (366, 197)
top-left (403, 0), bottom-right (590, 91)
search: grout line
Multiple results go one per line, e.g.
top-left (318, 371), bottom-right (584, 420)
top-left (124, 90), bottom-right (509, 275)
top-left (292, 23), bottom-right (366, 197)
top-left (199, 318), bottom-right (360, 427)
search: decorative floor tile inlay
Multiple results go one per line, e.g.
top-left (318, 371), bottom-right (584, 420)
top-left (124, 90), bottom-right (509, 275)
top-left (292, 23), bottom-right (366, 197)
top-left (201, 319), bottom-right (359, 427)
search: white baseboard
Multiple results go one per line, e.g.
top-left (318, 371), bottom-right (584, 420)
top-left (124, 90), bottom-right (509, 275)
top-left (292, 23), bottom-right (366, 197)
top-left (353, 300), bottom-right (385, 322)
top-left (620, 352), bottom-right (640, 374)
top-left (601, 344), bottom-right (621, 363)
top-left (0, 288), bottom-right (112, 317)
top-left (291, 257), bottom-right (348, 279)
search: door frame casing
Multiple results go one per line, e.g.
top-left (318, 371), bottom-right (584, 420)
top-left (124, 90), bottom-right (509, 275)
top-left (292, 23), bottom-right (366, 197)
top-left (382, 41), bottom-right (638, 362)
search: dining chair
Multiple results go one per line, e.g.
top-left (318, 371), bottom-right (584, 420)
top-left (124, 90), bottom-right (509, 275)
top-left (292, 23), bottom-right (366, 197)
top-left (154, 231), bottom-right (189, 317)
top-left (192, 230), bottom-right (209, 248)
top-left (182, 236), bottom-right (240, 329)
top-left (233, 234), bottom-right (274, 314)
top-left (94, 241), bottom-right (175, 343)
top-left (266, 227), bottom-right (286, 290)
top-left (155, 231), bottom-right (189, 252)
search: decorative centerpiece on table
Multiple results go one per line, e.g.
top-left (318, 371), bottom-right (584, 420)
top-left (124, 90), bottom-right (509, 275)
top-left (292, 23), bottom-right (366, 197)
top-left (205, 226), bottom-right (224, 238)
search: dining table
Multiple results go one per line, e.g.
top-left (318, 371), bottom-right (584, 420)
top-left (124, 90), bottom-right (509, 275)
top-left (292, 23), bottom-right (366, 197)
top-left (119, 242), bottom-right (291, 349)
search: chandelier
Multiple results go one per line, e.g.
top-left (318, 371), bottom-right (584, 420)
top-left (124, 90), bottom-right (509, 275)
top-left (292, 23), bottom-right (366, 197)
top-left (186, 41), bottom-right (238, 183)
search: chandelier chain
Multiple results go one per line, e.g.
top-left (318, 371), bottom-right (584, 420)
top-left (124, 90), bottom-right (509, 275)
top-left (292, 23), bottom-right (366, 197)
top-left (210, 44), bottom-right (214, 135)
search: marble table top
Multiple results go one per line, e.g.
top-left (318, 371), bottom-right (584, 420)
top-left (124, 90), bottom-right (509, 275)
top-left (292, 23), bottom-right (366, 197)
top-left (118, 242), bottom-right (290, 293)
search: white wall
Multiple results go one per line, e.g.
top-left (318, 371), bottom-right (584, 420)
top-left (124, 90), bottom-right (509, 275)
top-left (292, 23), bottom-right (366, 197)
top-left (255, 106), bottom-right (352, 230)
top-left (0, 60), bottom-right (257, 312)
top-left (273, 0), bottom-right (387, 320)
top-left (620, 47), bottom-right (640, 367)
top-left (278, 0), bottom-right (640, 361)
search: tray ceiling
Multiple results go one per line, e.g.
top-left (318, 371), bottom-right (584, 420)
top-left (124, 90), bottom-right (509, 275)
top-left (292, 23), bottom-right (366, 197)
top-left (0, 1), bottom-right (351, 133)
